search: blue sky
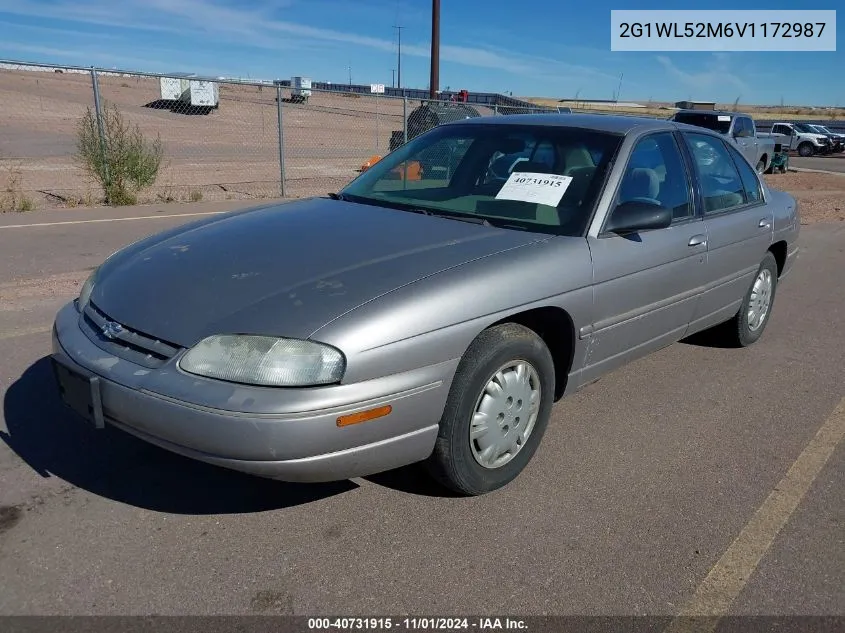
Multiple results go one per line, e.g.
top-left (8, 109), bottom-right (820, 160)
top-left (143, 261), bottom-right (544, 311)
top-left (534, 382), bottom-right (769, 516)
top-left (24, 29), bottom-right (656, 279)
top-left (0, 0), bottom-right (842, 106)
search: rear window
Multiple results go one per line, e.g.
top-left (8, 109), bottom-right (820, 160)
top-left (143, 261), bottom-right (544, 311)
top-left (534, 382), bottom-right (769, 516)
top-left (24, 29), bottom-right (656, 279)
top-left (673, 112), bottom-right (731, 134)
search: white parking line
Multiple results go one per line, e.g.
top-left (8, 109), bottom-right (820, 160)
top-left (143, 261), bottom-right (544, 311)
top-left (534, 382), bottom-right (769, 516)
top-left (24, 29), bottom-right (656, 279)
top-left (664, 395), bottom-right (845, 633)
top-left (0, 210), bottom-right (227, 230)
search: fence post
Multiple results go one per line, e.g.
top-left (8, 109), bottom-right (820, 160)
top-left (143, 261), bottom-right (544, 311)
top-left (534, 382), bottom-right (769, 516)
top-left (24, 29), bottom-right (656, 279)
top-left (276, 84), bottom-right (287, 198)
top-left (90, 67), bottom-right (110, 194)
top-left (402, 95), bottom-right (408, 144)
top-left (493, 104), bottom-right (498, 116)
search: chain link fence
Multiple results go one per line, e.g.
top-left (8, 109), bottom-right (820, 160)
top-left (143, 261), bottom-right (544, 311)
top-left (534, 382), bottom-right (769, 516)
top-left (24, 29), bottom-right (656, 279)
top-left (0, 60), bottom-right (576, 211)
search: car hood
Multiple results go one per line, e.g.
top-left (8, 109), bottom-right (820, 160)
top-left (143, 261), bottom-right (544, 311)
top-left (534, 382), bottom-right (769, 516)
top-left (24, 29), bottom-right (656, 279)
top-left (91, 198), bottom-right (548, 347)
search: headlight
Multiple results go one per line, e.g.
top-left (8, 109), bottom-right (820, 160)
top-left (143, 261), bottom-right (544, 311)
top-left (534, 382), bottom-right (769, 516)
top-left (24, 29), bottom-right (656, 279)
top-left (77, 269), bottom-right (97, 311)
top-left (178, 335), bottom-right (346, 387)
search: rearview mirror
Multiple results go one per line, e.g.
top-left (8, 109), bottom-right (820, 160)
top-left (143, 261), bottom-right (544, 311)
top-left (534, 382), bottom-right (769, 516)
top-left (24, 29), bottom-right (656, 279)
top-left (605, 201), bottom-right (673, 235)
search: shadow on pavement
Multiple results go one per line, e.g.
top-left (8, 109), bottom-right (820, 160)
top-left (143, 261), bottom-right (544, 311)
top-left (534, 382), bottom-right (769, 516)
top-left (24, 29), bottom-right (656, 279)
top-left (680, 324), bottom-right (742, 349)
top-left (364, 463), bottom-right (462, 498)
top-left (1, 357), bottom-right (357, 514)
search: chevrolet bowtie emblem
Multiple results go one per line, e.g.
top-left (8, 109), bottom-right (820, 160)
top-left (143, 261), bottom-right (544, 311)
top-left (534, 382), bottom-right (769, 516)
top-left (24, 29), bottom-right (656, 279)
top-left (101, 320), bottom-right (124, 340)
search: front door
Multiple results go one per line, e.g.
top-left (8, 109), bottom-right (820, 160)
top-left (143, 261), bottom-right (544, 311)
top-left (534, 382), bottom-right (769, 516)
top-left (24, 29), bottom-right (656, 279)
top-left (582, 131), bottom-right (707, 383)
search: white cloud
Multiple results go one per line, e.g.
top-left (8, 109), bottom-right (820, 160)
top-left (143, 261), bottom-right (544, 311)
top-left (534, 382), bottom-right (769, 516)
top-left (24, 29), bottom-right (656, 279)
top-left (656, 54), bottom-right (748, 100)
top-left (0, 0), bottom-right (612, 85)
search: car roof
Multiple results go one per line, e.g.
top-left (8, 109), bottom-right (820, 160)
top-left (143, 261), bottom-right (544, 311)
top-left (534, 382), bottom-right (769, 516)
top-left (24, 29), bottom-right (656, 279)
top-left (673, 108), bottom-right (752, 118)
top-left (444, 111), bottom-right (734, 140)
top-left (449, 112), bottom-right (676, 135)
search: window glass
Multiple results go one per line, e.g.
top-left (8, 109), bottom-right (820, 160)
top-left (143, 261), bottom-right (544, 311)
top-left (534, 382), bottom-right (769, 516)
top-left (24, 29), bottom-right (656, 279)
top-left (683, 133), bottom-right (746, 213)
top-left (341, 123), bottom-right (623, 236)
top-left (615, 132), bottom-right (693, 221)
top-left (727, 144), bottom-right (763, 203)
top-left (672, 112), bottom-right (731, 134)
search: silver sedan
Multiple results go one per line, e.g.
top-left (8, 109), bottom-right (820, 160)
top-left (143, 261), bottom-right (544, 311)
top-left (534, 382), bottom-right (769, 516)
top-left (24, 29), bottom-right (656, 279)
top-left (50, 114), bottom-right (800, 495)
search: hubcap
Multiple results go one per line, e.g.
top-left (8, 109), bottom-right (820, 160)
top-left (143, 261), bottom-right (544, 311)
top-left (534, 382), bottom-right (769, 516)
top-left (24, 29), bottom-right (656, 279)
top-left (469, 360), bottom-right (541, 469)
top-left (747, 268), bottom-right (773, 331)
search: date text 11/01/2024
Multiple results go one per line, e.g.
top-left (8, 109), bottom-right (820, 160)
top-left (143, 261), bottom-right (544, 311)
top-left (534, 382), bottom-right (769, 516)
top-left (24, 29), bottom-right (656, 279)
top-left (307, 617), bottom-right (528, 631)
top-left (619, 22), bottom-right (827, 39)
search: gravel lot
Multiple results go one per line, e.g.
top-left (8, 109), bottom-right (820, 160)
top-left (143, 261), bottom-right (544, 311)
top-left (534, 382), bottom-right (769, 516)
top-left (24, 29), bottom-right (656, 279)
top-left (0, 69), bottom-right (444, 206)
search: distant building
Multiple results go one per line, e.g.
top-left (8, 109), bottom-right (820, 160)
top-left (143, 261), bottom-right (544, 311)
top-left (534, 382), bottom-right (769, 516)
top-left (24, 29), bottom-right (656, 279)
top-left (674, 100), bottom-right (716, 110)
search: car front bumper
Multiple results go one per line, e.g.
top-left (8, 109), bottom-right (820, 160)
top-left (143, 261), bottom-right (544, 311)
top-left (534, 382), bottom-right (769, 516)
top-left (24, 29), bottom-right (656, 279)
top-left (50, 301), bottom-right (456, 482)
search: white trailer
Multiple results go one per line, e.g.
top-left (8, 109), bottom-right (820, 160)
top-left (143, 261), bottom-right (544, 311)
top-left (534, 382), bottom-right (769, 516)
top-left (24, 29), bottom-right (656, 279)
top-left (291, 76), bottom-right (312, 103)
top-left (184, 80), bottom-right (220, 111)
top-left (159, 74), bottom-right (194, 101)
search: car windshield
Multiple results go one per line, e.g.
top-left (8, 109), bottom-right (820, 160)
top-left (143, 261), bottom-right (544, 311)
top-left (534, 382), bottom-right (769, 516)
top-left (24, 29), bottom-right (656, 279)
top-left (339, 123), bottom-right (623, 237)
top-left (672, 112), bottom-right (731, 134)
top-left (793, 123), bottom-right (817, 133)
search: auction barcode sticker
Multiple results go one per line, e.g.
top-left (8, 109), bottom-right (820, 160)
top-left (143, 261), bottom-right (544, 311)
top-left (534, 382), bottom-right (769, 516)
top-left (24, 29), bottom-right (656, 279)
top-left (495, 172), bottom-right (573, 207)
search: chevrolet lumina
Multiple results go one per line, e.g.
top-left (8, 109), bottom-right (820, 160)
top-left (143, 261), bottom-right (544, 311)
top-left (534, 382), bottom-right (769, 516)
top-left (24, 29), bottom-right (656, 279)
top-left (51, 114), bottom-right (800, 496)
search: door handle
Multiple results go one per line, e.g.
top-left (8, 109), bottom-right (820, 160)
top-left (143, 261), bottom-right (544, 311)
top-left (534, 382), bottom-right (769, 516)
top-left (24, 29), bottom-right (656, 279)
top-left (688, 234), bottom-right (707, 247)
top-left (759, 218), bottom-right (771, 229)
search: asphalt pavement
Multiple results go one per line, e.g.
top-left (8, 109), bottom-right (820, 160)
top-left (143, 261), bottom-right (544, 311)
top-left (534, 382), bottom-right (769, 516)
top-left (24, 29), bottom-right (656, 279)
top-left (0, 202), bottom-right (843, 619)
top-left (790, 154), bottom-right (845, 174)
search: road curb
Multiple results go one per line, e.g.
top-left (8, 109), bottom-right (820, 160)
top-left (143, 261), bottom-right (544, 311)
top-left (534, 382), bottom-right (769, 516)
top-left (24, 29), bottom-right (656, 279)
top-left (790, 167), bottom-right (845, 176)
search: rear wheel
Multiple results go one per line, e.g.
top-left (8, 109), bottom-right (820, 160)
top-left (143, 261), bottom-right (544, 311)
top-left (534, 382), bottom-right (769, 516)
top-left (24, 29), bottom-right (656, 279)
top-left (424, 323), bottom-right (555, 496)
top-left (755, 159), bottom-right (766, 174)
top-left (723, 252), bottom-right (779, 347)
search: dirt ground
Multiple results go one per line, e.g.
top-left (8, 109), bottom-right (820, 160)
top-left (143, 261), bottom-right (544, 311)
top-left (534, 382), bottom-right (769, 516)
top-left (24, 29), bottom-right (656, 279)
top-left (764, 171), bottom-right (845, 224)
top-left (0, 69), bottom-right (442, 207)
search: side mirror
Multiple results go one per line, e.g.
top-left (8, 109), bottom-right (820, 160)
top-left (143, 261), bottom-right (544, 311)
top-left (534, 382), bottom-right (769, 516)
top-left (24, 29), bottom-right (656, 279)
top-left (605, 201), bottom-right (673, 235)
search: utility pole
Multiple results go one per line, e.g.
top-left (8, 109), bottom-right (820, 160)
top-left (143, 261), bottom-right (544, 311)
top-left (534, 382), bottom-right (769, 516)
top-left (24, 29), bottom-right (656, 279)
top-left (394, 24), bottom-right (404, 92)
top-left (429, 0), bottom-right (440, 100)
top-left (347, 63), bottom-right (352, 86)
top-left (392, 69), bottom-right (395, 88)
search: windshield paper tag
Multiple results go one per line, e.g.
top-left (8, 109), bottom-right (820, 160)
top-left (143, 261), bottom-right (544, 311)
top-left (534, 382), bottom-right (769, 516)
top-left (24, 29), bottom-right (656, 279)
top-left (495, 172), bottom-right (573, 207)
top-left (717, 115), bottom-right (731, 121)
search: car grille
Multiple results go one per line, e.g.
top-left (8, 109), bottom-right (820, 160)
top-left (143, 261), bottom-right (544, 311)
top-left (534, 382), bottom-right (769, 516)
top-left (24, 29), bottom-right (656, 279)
top-left (80, 301), bottom-right (182, 368)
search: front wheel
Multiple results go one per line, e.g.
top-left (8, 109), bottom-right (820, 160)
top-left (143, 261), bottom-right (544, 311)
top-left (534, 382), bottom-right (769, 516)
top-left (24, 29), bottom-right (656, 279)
top-left (797, 142), bottom-right (815, 157)
top-left (424, 323), bottom-right (556, 496)
top-left (755, 159), bottom-right (766, 174)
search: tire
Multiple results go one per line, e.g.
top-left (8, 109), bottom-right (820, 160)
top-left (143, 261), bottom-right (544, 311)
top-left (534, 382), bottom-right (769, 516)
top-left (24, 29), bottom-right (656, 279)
top-left (797, 142), bottom-right (814, 157)
top-left (755, 159), bottom-right (766, 174)
top-left (424, 323), bottom-right (556, 496)
top-left (723, 252), bottom-right (779, 347)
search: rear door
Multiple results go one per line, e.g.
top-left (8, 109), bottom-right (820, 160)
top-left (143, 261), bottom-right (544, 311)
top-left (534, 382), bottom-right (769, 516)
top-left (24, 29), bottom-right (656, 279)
top-left (582, 131), bottom-right (707, 382)
top-left (680, 131), bottom-right (774, 333)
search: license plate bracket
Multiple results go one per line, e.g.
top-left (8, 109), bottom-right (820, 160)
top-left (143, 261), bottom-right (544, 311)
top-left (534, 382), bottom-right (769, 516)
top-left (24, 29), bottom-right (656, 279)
top-left (51, 357), bottom-right (105, 429)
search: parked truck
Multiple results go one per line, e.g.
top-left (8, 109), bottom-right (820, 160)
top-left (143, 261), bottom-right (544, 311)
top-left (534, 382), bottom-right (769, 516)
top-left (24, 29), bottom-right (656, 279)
top-left (770, 122), bottom-right (835, 156)
top-left (670, 109), bottom-right (784, 174)
top-left (291, 76), bottom-right (312, 104)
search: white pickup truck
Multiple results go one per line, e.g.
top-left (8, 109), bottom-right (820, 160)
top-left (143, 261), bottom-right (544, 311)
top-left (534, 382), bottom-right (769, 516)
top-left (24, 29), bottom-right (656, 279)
top-left (770, 122), bottom-right (834, 157)
top-left (670, 109), bottom-right (782, 174)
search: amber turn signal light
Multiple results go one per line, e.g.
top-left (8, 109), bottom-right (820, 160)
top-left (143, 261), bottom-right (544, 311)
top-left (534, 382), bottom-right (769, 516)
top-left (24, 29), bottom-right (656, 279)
top-left (336, 405), bottom-right (392, 427)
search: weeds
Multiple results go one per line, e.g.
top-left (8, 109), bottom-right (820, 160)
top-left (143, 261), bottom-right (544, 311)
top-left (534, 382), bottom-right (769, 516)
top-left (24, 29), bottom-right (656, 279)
top-left (1, 162), bottom-right (35, 212)
top-left (76, 103), bottom-right (164, 205)
top-left (189, 189), bottom-right (203, 202)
